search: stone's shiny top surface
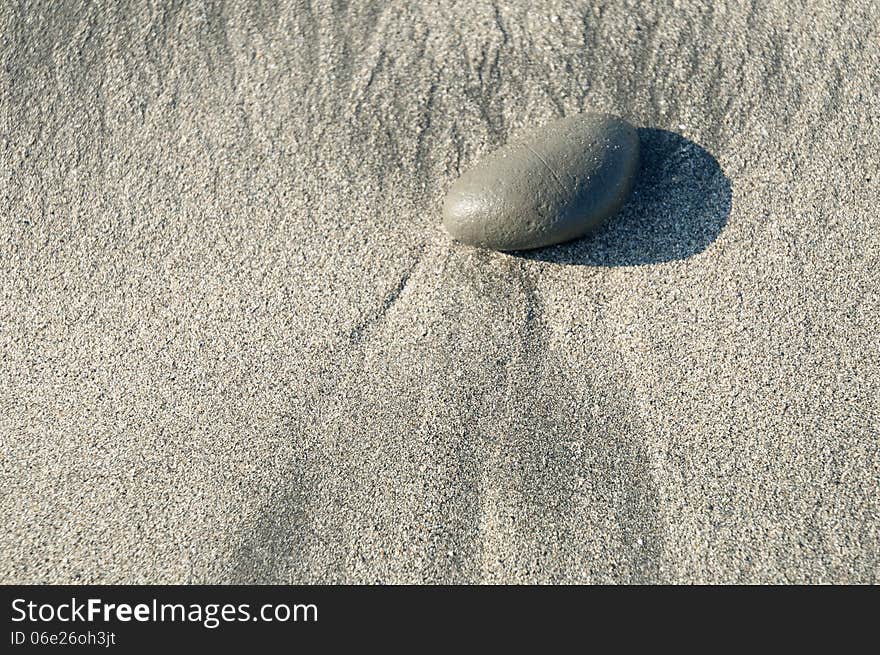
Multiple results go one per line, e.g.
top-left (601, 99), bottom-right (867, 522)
top-left (442, 113), bottom-right (639, 251)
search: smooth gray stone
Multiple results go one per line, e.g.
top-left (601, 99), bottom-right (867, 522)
top-left (442, 113), bottom-right (639, 251)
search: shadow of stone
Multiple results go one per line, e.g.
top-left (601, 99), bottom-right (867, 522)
top-left (516, 128), bottom-right (731, 266)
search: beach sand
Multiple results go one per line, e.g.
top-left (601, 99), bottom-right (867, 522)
top-left (1, 0), bottom-right (878, 583)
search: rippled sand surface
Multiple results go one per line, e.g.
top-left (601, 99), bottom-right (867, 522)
top-left (2, 1), bottom-right (878, 583)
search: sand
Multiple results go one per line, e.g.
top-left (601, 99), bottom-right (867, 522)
top-left (1, 1), bottom-right (878, 584)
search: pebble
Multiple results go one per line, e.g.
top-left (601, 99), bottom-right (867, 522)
top-left (442, 112), bottom-right (639, 251)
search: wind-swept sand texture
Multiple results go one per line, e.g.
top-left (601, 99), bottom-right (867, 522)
top-left (2, 1), bottom-right (879, 583)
